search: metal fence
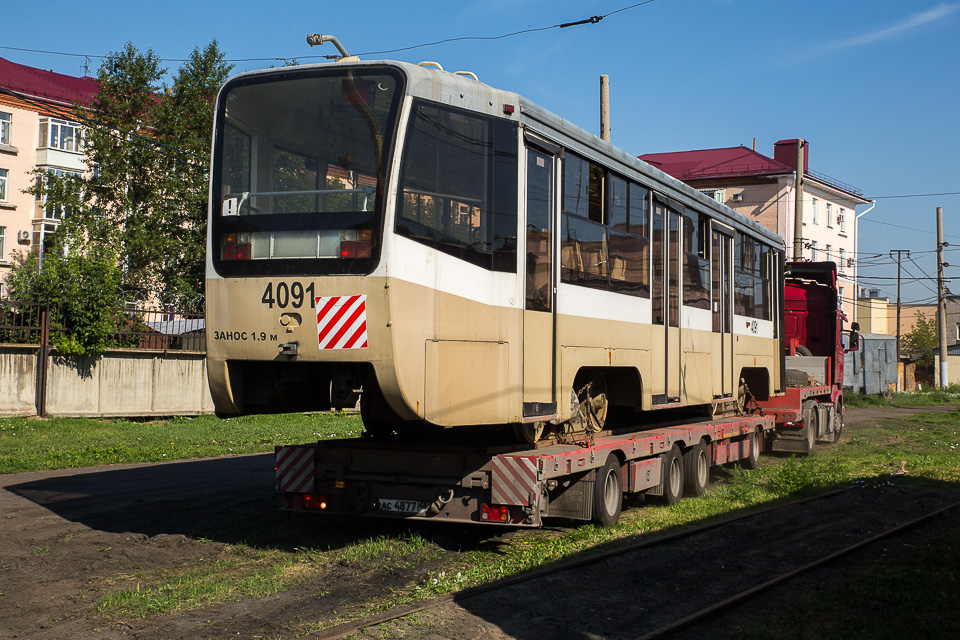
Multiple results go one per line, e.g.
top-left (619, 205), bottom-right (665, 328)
top-left (0, 299), bottom-right (206, 352)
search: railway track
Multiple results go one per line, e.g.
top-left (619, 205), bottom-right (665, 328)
top-left (309, 484), bottom-right (960, 640)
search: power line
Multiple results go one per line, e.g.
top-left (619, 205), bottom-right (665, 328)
top-left (0, 2), bottom-right (662, 65)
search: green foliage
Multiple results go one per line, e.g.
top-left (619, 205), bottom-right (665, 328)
top-left (2, 248), bottom-right (128, 356)
top-left (31, 40), bottom-right (232, 306)
top-left (902, 311), bottom-right (939, 369)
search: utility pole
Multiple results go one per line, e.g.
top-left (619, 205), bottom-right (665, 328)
top-left (937, 207), bottom-right (949, 387)
top-left (792, 139), bottom-right (806, 261)
top-left (891, 249), bottom-right (910, 391)
top-left (600, 75), bottom-right (611, 143)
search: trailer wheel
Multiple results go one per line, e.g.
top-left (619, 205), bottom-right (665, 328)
top-left (741, 429), bottom-right (762, 470)
top-left (801, 400), bottom-right (818, 455)
top-left (592, 455), bottom-right (623, 526)
top-left (682, 440), bottom-right (709, 496)
top-left (659, 444), bottom-right (684, 505)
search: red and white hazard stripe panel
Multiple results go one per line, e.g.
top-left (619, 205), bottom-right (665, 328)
top-left (276, 446), bottom-right (315, 494)
top-left (315, 295), bottom-right (368, 350)
top-left (491, 456), bottom-right (538, 506)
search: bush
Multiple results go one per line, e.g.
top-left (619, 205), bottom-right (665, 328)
top-left (3, 249), bottom-right (130, 356)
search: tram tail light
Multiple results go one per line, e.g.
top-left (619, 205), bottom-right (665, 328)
top-left (340, 229), bottom-right (372, 259)
top-left (221, 232), bottom-right (251, 261)
top-left (302, 494), bottom-right (329, 511)
top-left (480, 504), bottom-right (509, 522)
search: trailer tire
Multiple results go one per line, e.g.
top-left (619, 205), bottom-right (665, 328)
top-left (592, 455), bottom-right (623, 527)
top-left (659, 444), bottom-right (684, 505)
top-left (683, 440), bottom-right (709, 497)
top-left (741, 429), bottom-right (762, 470)
top-left (795, 345), bottom-right (813, 356)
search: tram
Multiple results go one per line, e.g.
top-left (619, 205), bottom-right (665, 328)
top-left (205, 51), bottom-right (785, 442)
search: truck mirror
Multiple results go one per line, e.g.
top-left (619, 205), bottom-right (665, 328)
top-left (851, 321), bottom-right (860, 332)
top-left (846, 328), bottom-right (860, 353)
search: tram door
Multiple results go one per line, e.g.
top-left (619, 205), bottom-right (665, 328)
top-left (522, 145), bottom-right (557, 419)
top-left (711, 227), bottom-right (735, 398)
top-left (652, 201), bottom-right (681, 404)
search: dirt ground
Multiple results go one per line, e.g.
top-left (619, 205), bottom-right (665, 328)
top-left (1, 406), bottom-right (957, 640)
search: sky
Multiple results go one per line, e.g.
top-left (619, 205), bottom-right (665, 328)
top-left (3, 0), bottom-right (958, 307)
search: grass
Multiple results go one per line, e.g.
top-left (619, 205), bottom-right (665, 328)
top-left (0, 412), bottom-right (364, 474)
top-left (5, 404), bottom-right (959, 634)
top-left (844, 383), bottom-right (960, 408)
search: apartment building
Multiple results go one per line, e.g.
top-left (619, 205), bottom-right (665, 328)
top-left (641, 139), bottom-right (871, 322)
top-left (0, 57), bottom-right (97, 295)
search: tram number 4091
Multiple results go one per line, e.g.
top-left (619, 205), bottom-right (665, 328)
top-left (261, 282), bottom-right (317, 309)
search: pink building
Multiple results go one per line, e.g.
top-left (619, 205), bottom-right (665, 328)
top-left (0, 58), bottom-right (97, 295)
top-left (641, 140), bottom-right (872, 323)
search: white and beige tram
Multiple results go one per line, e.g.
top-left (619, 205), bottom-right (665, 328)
top-left (206, 56), bottom-right (785, 442)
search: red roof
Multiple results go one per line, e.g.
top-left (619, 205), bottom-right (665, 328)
top-left (640, 146), bottom-right (793, 181)
top-left (0, 57), bottom-right (98, 109)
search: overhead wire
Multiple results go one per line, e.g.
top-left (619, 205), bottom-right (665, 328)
top-left (0, 1), bottom-right (661, 64)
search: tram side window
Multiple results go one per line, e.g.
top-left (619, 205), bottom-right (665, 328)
top-left (396, 100), bottom-right (518, 272)
top-left (734, 233), bottom-right (773, 320)
top-left (735, 233), bottom-right (756, 318)
top-left (682, 210), bottom-right (710, 310)
top-left (561, 158), bottom-right (649, 297)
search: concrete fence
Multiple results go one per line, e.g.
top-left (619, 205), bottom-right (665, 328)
top-left (0, 344), bottom-right (214, 417)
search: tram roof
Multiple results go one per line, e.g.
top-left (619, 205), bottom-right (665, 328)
top-left (223, 59), bottom-right (785, 250)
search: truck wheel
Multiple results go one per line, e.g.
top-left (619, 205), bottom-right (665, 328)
top-left (683, 440), bottom-right (709, 497)
top-left (741, 429), bottom-right (762, 470)
top-left (659, 444), bottom-right (684, 505)
top-left (801, 400), bottom-right (818, 455)
top-left (592, 455), bottom-right (623, 526)
top-left (795, 345), bottom-right (813, 356)
top-left (830, 401), bottom-right (844, 444)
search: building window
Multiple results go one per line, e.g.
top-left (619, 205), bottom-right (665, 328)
top-left (838, 207), bottom-right (846, 232)
top-left (38, 118), bottom-right (83, 153)
top-left (0, 226), bottom-right (5, 259)
top-left (699, 188), bottom-right (725, 203)
top-left (35, 169), bottom-right (81, 219)
top-left (811, 197), bottom-right (818, 225)
top-left (839, 286), bottom-right (845, 304)
top-left (810, 240), bottom-right (818, 261)
top-left (0, 112), bottom-right (10, 146)
top-left (826, 203), bottom-right (833, 228)
top-left (839, 247), bottom-right (845, 273)
top-left (0, 168), bottom-right (7, 201)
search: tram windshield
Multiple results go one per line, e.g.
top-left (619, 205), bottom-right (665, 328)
top-left (210, 66), bottom-right (403, 276)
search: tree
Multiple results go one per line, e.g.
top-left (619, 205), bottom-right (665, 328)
top-left (31, 40), bottom-right (232, 307)
top-left (153, 41), bottom-right (233, 304)
top-left (902, 312), bottom-right (939, 369)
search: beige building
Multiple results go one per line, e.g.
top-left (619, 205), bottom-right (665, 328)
top-left (641, 139), bottom-right (872, 323)
top-left (0, 57), bottom-right (96, 295)
top-left (855, 294), bottom-right (890, 335)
